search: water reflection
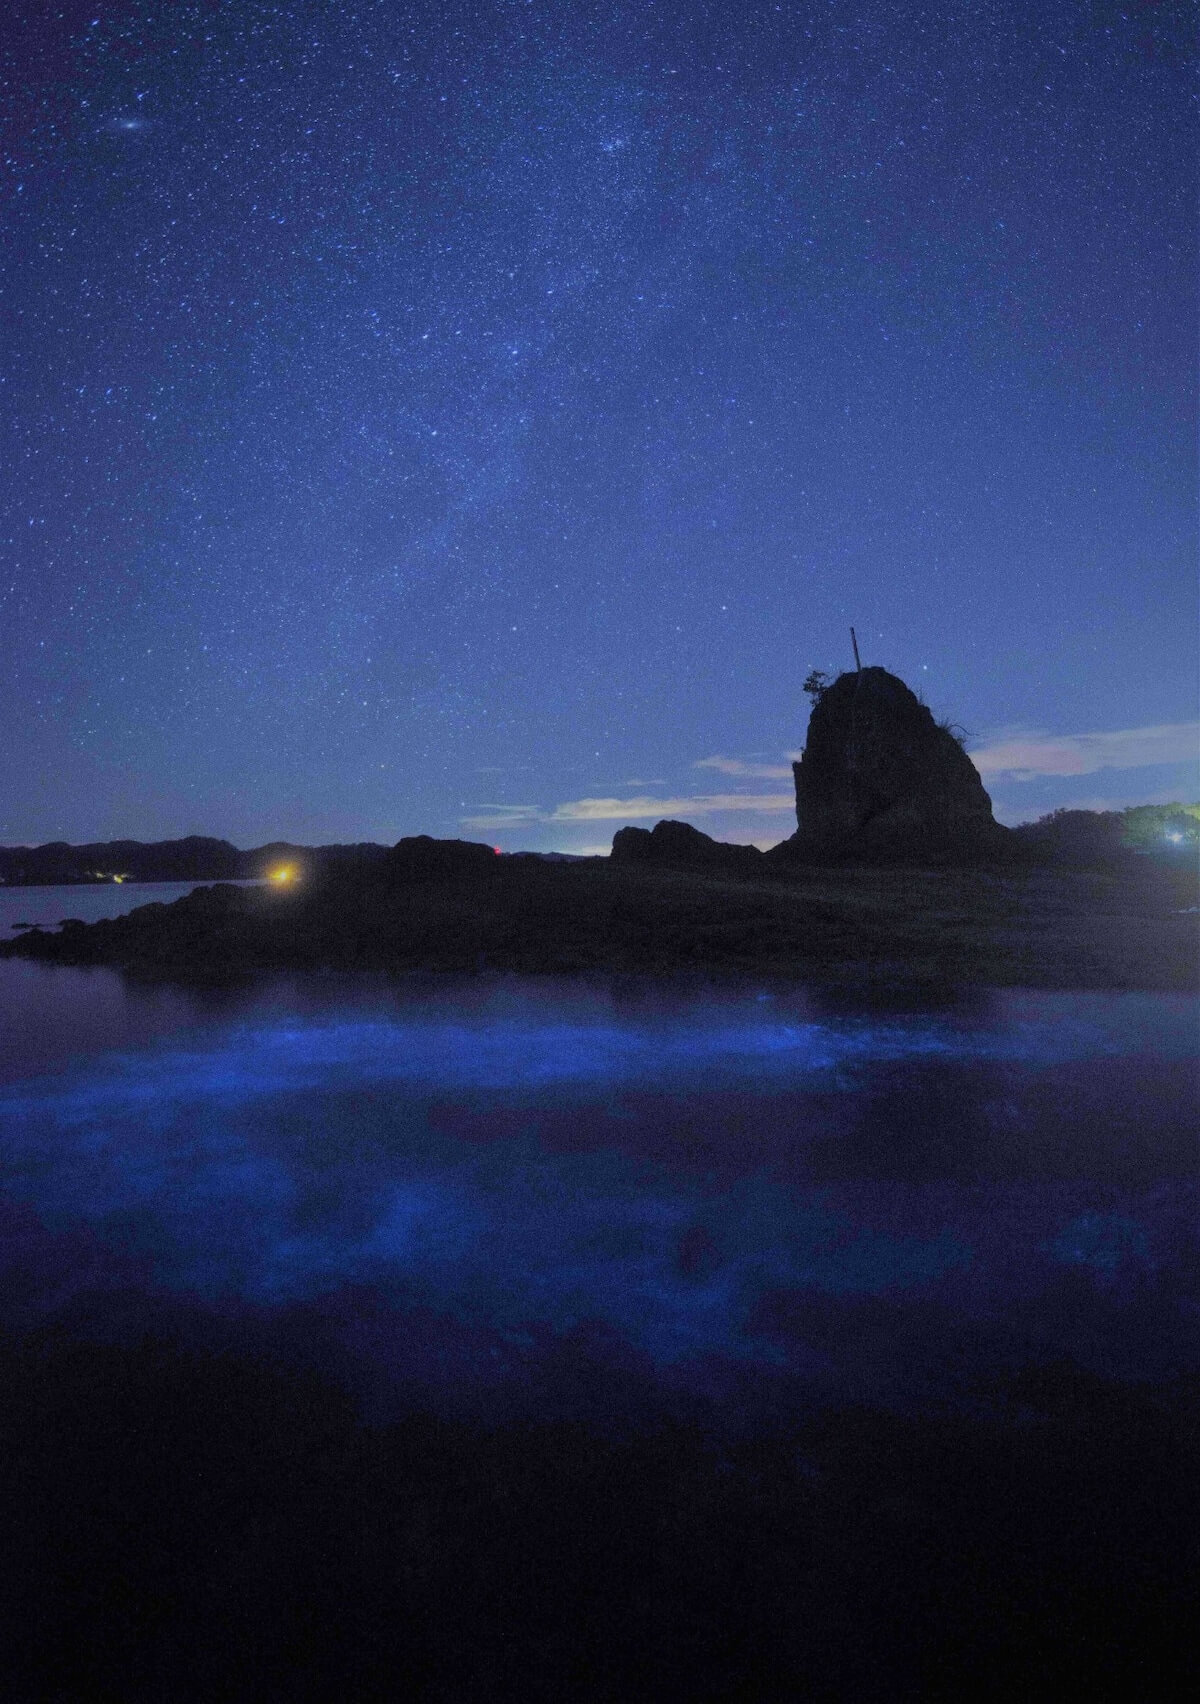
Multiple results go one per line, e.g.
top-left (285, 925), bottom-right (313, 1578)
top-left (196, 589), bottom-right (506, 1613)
top-left (0, 968), bottom-right (1195, 1420)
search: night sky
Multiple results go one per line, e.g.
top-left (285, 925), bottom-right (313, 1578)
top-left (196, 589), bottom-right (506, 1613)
top-left (2, 0), bottom-right (1194, 852)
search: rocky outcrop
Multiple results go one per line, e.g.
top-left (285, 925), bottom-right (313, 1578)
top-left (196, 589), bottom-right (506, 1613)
top-left (388, 835), bottom-right (502, 879)
top-left (782, 667), bottom-right (1008, 862)
top-left (611, 820), bottom-right (763, 873)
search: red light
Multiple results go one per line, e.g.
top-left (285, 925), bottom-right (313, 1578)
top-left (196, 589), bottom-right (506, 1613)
top-left (493, 846), bottom-right (502, 855)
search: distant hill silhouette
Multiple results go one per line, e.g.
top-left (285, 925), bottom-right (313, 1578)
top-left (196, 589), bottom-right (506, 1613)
top-left (1011, 803), bottom-right (1200, 867)
top-left (0, 837), bottom-right (391, 887)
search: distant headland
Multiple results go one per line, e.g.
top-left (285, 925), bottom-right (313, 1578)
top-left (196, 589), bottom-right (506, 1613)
top-left (0, 836), bottom-right (390, 889)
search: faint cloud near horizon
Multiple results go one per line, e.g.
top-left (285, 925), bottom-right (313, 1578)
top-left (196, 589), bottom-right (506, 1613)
top-left (462, 791), bottom-right (795, 831)
top-left (463, 722), bottom-right (1200, 842)
top-left (693, 755), bottom-right (798, 780)
top-left (969, 722), bottom-right (1199, 780)
top-left (460, 804), bottom-right (541, 828)
top-left (550, 792), bottom-right (795, 822)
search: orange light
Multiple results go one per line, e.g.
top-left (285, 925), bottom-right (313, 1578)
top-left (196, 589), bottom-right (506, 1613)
top-left (269, 866), bottom-right (296, 884)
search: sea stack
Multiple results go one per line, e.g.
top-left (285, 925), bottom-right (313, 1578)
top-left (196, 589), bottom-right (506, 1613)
top-left (787, 667), bottom-right (1008, 861)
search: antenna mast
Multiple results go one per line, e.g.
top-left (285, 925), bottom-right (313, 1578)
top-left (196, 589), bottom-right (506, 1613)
top-left (850, 626), bottom-right (862, 671)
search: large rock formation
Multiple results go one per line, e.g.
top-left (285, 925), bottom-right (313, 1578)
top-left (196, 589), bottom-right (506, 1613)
top-left (784, 667), bottom-right (1008, 861)
top-left (611, 820), bottom-right (763, 873)
top-left (388, 835), bottom-right (502, 879)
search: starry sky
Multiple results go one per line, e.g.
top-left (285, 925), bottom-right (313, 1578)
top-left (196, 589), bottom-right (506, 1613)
top-left (1, 0), bottom-right (1195, 852)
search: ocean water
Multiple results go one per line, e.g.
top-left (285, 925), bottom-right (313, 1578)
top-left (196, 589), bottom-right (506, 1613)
top-left (0, 959), bottom-right (1195, 1426)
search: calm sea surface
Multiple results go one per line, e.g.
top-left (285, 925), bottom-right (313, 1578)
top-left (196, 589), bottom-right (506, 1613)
top-left (0, 933), bottom-right (1195, 1426)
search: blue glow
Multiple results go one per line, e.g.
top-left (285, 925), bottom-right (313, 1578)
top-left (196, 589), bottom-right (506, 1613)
top-left (0, 979), bottom-right (1196, 1412)
top-left (4, 994), bottom-right (1186, 1123)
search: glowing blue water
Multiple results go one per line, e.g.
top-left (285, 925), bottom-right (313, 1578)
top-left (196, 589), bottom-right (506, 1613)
top-left (0, 969), bottom-right (1195, 1416)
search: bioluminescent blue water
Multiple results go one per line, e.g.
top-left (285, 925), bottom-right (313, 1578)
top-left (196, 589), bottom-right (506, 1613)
top-left (0, 967), bottom-right (1195, 1420)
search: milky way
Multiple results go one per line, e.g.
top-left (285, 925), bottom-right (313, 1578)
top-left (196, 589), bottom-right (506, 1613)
top-left (1, 1), bottom-right (1193, 846)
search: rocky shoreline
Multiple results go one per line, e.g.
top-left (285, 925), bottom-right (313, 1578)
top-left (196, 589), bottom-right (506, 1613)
top-left (5, 663), bottom-right (1195, 992)
top-left (3, 838), bottom-right (1195, 992)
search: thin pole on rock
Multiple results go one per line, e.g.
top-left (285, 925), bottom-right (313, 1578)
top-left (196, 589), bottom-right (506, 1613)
top-left (850, 626), bottom-right (862, 671)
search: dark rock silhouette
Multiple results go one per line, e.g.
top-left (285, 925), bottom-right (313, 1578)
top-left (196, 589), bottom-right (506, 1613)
top-left (2, 841), bottom-right (1194, 988)
top-left (389, 835), bottom-right (501, 879)
top-left (782, 667), bottom-right (1008, 862)
top-left (611, 820), bottom-right (763, 873)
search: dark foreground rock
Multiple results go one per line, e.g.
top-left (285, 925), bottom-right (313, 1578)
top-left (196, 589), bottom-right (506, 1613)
top-left (2, 835), bottom-right (1195, 990)
top-left (785, 667), bottom-right (1009, 862)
